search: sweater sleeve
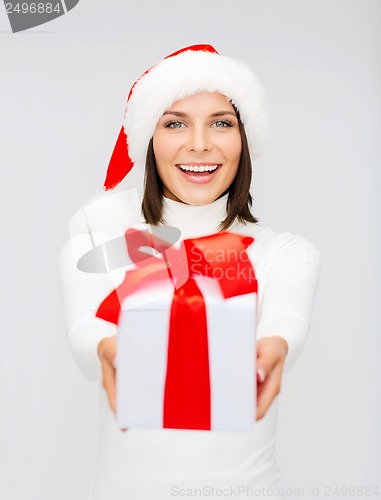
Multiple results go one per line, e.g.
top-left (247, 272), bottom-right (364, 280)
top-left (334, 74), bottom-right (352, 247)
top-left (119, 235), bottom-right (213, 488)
top-left (255, 234), bottom-right (320, 372)
top-left (58, 236), bottom-right (118, 382)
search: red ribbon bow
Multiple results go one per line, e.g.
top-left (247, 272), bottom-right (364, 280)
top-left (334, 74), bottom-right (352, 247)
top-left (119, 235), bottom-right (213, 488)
top-left (96, 229), bottom-right (257, 430)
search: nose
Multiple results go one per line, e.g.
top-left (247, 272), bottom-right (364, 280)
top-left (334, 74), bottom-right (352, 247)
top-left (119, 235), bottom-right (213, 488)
top-left (186, 126), bottom-right (212, 153)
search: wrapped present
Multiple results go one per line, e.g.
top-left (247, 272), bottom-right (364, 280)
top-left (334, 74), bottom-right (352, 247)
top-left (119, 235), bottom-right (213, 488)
top-left (96, 229), bottom-right (258, 432)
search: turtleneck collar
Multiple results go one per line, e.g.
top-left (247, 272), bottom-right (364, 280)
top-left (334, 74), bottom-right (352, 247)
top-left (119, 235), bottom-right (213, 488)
top-left (160, 193), bottom-right (230, 238)
top-left (162, 193), bottom-right (229, 223)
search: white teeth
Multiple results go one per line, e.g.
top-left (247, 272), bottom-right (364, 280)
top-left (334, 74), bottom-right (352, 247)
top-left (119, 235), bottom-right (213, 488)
top-left (178, 164), bottom-right (219, 172)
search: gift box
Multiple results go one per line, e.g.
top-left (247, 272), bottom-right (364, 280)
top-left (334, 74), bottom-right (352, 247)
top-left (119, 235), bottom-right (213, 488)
top-left (96, 230), bottom-right (258, 432)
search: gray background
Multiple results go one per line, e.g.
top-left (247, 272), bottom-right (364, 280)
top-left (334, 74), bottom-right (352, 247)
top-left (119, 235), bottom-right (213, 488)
top-left (1, 0), bottom-right (380, 499)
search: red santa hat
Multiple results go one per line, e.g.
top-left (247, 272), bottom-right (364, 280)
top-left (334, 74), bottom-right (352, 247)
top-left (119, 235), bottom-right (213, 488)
top-left (103, 44), bottom-right (269, 191)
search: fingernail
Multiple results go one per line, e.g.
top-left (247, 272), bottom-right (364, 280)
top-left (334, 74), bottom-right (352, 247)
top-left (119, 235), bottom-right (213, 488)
top-left (257, 368), bottom-right (266, 383)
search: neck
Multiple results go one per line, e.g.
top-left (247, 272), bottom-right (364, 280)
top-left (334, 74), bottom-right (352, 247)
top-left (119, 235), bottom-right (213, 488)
top-left (160, 193), bottom-right (230, 238)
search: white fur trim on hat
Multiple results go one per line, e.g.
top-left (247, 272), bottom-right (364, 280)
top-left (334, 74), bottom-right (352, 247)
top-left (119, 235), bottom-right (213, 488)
top-left (124, 50), bottom-right (269, 169)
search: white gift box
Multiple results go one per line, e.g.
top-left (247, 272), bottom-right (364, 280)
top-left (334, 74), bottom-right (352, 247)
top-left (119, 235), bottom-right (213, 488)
top-left (116, 273), bottom-right (257, 433)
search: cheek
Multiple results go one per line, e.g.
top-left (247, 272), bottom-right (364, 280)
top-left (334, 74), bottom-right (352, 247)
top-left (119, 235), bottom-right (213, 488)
top-left (153, 134), bottom-right (178, 163)
top-left (225, 163), bottom-right (240, 185)
top-left (217, 133), bottom-right (242, 160)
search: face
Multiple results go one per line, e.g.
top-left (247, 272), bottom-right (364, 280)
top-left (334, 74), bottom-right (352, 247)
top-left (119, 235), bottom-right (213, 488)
top-left (152, 92), bottom-right (242, 206)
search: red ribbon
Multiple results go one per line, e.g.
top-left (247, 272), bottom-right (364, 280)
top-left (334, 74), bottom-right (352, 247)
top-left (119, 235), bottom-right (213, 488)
top-left (96, 229), bottom-right (257, 430)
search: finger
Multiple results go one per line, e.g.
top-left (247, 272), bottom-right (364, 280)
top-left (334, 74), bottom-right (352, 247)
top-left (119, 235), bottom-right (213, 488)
top-left (256, 358), bottom-right (275, 388)
top-left (102, 359), bottom-right (117, 414)
top-left (256, 361), bottom-right (283, 420)
top-left (256, 339), bottom-right (283, 385)
top-left (257, 368), bottom-right (266, 383)
top-left (113, 354), bottom-right (119, 369)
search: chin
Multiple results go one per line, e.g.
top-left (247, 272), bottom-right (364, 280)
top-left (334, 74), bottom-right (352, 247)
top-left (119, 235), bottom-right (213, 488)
top-left (178, 192), bottom-right (218, 206)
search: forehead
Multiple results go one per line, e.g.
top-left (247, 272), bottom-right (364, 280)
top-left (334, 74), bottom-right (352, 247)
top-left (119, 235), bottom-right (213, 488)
top-left (166, 91), bottom-right (235, 112)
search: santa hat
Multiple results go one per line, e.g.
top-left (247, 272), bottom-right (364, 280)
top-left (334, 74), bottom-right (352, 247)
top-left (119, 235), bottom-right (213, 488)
top-left (104, 44), bottom-right (269, 191)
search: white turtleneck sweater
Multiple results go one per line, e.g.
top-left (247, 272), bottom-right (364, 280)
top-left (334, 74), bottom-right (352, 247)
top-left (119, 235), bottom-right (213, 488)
top-left (59, 191), bottom-right (320, 500)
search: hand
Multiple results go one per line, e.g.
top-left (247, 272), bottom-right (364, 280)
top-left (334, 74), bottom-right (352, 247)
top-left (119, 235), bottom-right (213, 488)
top-left (256, 336), bottom-right (288, 421)
top-left (97, 336), bottom-right (128, 432)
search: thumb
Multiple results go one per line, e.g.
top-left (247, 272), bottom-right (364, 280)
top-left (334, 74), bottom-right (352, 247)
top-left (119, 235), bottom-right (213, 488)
top-left (256, 338), bottom-right (280, 383)
top-left (256, 367), bottom-right (266, 383)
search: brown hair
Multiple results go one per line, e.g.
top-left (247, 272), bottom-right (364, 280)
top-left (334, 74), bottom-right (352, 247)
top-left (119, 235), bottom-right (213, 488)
top-left (141, 113), bottom-right (258, 231)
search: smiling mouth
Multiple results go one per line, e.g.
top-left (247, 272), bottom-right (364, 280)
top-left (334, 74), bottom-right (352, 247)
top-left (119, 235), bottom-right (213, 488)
top-left (175, 164), bottom-right (222, 175)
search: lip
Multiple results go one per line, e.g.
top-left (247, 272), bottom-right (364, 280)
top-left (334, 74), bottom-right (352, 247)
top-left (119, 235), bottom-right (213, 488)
top-left (176, 163), bottom-right (221, 167)
top-left (175, 163), bottom-right (222, 184)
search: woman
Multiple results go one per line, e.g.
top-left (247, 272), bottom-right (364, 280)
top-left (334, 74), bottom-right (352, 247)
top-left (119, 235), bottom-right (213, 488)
top-left (59, 44), bottom-right (320, 499)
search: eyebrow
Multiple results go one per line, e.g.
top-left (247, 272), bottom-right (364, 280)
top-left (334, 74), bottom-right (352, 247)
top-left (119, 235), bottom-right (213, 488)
top-left (162, 110), bottom-right (237, 118)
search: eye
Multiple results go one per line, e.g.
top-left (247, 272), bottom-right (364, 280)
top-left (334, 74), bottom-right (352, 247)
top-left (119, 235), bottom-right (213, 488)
top-left (164, 121), bottom-right (184, 129)
top-left (213, 120), bottom-right (233, 128)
